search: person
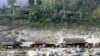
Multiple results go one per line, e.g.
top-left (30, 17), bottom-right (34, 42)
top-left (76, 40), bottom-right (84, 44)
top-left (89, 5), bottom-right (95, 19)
top-left (85, 43), bottom-right (90, 48)
top-left (42, 43), bottom-right (46, 48)
top-left (53, 52), bottom-right (59, 56)
top-left (37, 52), bottom-right (42, 56)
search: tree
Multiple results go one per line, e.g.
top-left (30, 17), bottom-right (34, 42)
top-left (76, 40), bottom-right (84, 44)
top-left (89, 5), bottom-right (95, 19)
top-left (29, 0), bottom-right (42, 7)
top-left (91, 7), bottom-right (100, 23)
top-left (1, 0), bottom-right (99, 26)
top-left (92, 8), bottom-right (100, 19)
top-left (8, 0), bottom-right (16, 15)
top-left (36, 0), bottom-right (42, 5)
top-left (29, 0), bottom-right (35, 7)
top-left (76, 8), bottom-right (84, 19)
top-left (45, 18), bottom-right (52, 24)
top-left (8, 0), bottom-right (15, 5)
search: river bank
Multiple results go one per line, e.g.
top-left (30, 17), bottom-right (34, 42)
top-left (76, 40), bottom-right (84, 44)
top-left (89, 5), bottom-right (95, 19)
top-left (0, 48), bottom-right (100, 56)
top-left (0, 25), bottom-right (100, 43)
top-left (0, 25), bottom-right (100, 49)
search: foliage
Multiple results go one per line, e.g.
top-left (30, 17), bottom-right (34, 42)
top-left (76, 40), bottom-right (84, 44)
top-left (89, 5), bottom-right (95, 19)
top-left (91, 7), bottom-right (100, 20)
top-left (18, 37), bottom-right (25, 43)
top-left (8, 0), bottom-right (15, 5)
top-left (13, 30), bottom-right (19, 34)
top-left (7, 31), bottom-right (12, 35)
top-left (0, 0), bottom-right (100, 27)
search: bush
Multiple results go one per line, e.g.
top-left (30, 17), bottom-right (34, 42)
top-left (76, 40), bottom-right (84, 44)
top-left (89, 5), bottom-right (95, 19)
top-left (7, 31), bottom-right (12, 35)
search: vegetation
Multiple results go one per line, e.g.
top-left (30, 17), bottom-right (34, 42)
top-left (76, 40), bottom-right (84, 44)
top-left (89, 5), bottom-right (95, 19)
top-left (0, 0), bottom-right (100, 28)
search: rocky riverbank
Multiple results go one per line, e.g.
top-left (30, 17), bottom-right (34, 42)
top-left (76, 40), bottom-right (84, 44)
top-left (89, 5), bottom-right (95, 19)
top-left (0, 48), bottom-right (100, 56)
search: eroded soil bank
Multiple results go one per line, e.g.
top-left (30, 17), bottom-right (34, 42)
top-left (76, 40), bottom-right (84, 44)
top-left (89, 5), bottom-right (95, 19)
top-left (0, 25), bottom-right (100, 41)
